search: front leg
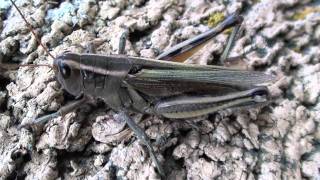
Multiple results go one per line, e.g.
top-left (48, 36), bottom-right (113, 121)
top-left (115, 111), bottom-right (165, 177)
top-left (19, 96), bottom-right (88, 129)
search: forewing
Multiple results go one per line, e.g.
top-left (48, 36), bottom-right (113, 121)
top-left (126, 68), bottom-right (274, 97)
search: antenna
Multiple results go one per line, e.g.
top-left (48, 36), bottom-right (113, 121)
top-left (10, 0), bottom-right (56, 59)
top-left (0, 63), bottom-right (54, 70)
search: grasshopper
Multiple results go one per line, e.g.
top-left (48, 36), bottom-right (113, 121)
top-left (6, 0), bottom-right (275, 177)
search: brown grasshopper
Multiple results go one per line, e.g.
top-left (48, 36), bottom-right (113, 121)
top-left (6, 0), bottom-right (275, 177)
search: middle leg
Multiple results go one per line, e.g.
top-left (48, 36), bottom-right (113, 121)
top-left (115, 111), bottom-right (165, 177)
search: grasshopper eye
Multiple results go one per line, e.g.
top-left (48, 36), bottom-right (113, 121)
top-left (58, 61), bottom-right (71, 78)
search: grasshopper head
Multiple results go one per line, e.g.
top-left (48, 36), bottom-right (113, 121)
top-left (53, 52), bottom-right (83, 97)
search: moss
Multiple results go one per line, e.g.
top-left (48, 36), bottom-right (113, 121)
top-left (251, 0), bottom-right (261, 4)
top-left (206, 12), bottom-right (225, 28)
top-left (292, 7), bottom-right (320, 20)
top-left (223, 28), bottom-right (233, 35)
top-left (292, 46), bottom-right (301, 53)
top-left (205, 12), bottom-right (233, 35)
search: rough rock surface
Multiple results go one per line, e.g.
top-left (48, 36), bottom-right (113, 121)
top-left (0, 0), bottom-right (319, 179)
